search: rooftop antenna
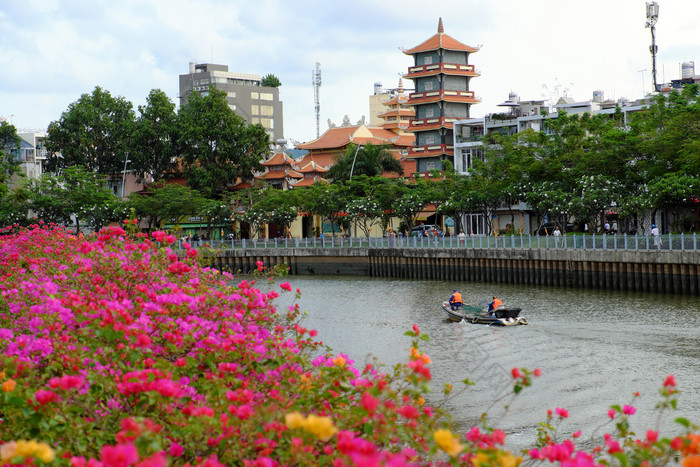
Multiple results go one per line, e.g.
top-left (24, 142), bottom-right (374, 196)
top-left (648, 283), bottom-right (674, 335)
top-left (312, 62), bottom-right (322, 138)
top-left (645, 2), bottom-right (659, 92)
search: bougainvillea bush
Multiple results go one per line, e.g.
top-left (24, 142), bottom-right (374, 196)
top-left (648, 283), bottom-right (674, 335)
top-left (0, 223), bottom-right (698, 466)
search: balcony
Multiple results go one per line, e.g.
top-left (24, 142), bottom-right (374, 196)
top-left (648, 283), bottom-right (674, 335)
top-left (406, 144), bottom-right (454, 158)
top-left (407, 89), bottom-right (480, 106)
top-left (407, 116), bottom-right (459, 131)
top-left (405, 63), bottom-right (479, 79)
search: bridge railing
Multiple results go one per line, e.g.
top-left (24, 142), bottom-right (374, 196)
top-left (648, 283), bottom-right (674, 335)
top-left (182, 233), bottom-right (699, 252)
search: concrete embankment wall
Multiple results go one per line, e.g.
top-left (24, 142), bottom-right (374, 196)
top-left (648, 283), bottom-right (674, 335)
top-left (210, 248), bottom-right (700, 295)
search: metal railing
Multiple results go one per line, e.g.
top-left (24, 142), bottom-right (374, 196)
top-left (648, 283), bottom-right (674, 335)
top-left (181, 233), bottom-right (700, 252)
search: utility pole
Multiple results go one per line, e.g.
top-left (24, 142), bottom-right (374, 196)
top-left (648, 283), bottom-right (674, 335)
top-left (645, 2), bottom-right (659, 93)
top-left (312, 62), bottom-right (322, 138)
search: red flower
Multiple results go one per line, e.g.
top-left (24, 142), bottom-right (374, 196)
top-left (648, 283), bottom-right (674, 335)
top-left (399, 404), bottom-right (420, 419)
top-left (280, 282), bottom-right (292, 292)
top-left (664, 375), bottom-right (676, 387)
top-left (412, 324), bottom-right (420, 336)
top-left (511, 368), bottom-right (523, 379)
top-left (362, 392), bottom-right (379, 414)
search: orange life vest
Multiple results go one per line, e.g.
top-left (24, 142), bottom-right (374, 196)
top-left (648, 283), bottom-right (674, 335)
top-left (450, 292), bottom-right (463, 304)
top-left (492, 298), bottom-right (503, 310)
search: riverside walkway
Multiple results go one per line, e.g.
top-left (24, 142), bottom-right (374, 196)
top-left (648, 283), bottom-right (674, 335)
top-left (195, 233), bottom-right (700, 296)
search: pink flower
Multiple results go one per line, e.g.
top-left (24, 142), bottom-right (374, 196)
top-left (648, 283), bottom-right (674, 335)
top-left (622, 405), bottom-right (636, 415)
top-left (572, 430), bottom-right (582, 438)
top-left (399, 404), bottom-right (420, 419)
top-left (35, 389), bottom-right (60, 405)
top-left (101, 443), bottom-right (139, 466)
top-left (533, 368), bottom-right (542, 377)
top-left (412, 324), bottom-right (420, 336)
top-left (168, 442), bottom-right (184, 457)
top-left (511, 367), bottom-right (522, 379)
top-left (362, 392), bottom-right (379, 414)
top-left (664, 375), bottom-right (676, 387)
top-left (280, 282), bottom-right (292, 292)
top-left (555, 407), bottom-right (569, 418)
top-left (608, 409), bottom-right (616, 419)
top-left (647, 430), bottom-right (659, 443)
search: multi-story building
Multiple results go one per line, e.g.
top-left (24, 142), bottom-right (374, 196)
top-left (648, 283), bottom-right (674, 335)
top-left (403, 18), bottom-right (480, 173)
top-left (375, 79), bottom-right (414, 132)
top-left (179, 63), bottom-right (284, 141)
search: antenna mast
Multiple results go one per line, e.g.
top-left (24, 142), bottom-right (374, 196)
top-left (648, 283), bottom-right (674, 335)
top-left (312, 62), bottom-right (322, 138)
top-left (645, 2), bottom-right (659, 93)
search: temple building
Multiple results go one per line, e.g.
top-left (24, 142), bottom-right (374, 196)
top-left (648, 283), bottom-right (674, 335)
top-left (255, 152), bottom-right (303, 189)
top-left (375, 79), bottom-right (415, 132)
top-left (403, 18), bottom-right (480, 172)
top-left (295, 123), bottom-right (415, 179)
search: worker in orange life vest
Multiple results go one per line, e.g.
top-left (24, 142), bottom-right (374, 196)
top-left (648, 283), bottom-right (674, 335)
top-left (449, 289), bottom-right (463, 310)
top-left (488, 296), bottom-right (503, 315)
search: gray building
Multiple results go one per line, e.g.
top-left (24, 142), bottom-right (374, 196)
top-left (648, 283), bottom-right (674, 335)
top-left (179, 63), bottom-right (284, 141)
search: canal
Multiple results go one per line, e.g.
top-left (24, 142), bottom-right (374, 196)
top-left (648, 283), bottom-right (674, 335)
top-left (272, 275), bottom-right (700, 451)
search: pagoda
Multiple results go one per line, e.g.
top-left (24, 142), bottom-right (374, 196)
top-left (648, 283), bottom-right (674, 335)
top-left (376, 79), bottom-right (415, 132)
top-left (403, 18), bottom-right (480, 172)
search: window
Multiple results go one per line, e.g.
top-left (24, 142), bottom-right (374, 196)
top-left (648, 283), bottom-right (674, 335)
top-left (424, 108), bottom-right (434, 118)
top-left (259, 92), bottom-right (273, 101)
top-left (426, 161), bottom-right (435, 170)
top-left (260, 105), bottom-right (274, 116)
top-left (424, 81), bottom-right (433, 91)
top-left (251, 105), bottom-right (259, 115)
top-left (251, 91), bottom-right (259, 99)
top-left (228, 104), bottom-right (236, 111)
top-left (260, 118), bottom-right (274, 129)
top-left (227, 91), bottom-right (236, 98)
top-left (424, 56), bottom-right (433, 65)
top-left (252, 117), bottom-right (260, 124)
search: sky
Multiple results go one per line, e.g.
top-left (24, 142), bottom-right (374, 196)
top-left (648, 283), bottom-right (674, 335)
top-left (2, 0), bottom-right (699, 145)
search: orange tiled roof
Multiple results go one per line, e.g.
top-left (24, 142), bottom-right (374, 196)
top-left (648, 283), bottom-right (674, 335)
top-left (296, 125), bottom-right (413, 150)
top-left (261, 152), bottom-right (295, 166)
top-left (296, 161), bottom-right (329, 173)
top-left (377, 109), bottom-right (415, 118)
top-left (383, 94), bottom-right (410, 106)
top-left (292, 176), bottom-right (328, 187)
top-left (255, 169), bottom-right (303, 180)
top-left (404, 32), bottom-right (478, 55)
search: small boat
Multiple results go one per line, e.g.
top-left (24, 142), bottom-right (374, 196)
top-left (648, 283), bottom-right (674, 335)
top-left (441, 301), bottom-right (528, 326)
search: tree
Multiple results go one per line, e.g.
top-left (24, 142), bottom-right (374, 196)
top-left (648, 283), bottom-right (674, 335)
top-left (0, 121), bottom-right (22, 199)
top-left (260, 74), bottom-right (282, 87)
top-left (178, 88), bottom-right (270, 199)
top-left (327, 143), bottom-right (403, 182)
top-left (130, 89), bottom-right (179, 183)
top-left (28, 166), bottom-right (122, 233)
top-left (45, 87), bottom-right (135, 181)
top-left (128, 183), bottom-right (208, 231)
top-left (298, 183), bottom-right (349, 236)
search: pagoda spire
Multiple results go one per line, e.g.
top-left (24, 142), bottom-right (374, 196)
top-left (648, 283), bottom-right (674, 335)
top-left (398, 78), bottom-right (404, 92)
top-left (437, 17), bottom-right (444, 33)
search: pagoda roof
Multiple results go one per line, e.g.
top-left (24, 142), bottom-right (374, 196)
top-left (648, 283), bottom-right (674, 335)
top-left (377, 109), bottom-right (414, 119)
top-left (296, 160), bottom-right (329, 173)
top-left (254, 169), bottom-right (303, 180)
top-left (292, 176), bottom-right (328, 187)
top-left (296, 124), bottom-right (413, 150)
top-left (383, 94), bottom-right (410, 106)
top-left (261, 152), bottom-right (295, 166)
top-left (403, 18), bottom-right (479, 55)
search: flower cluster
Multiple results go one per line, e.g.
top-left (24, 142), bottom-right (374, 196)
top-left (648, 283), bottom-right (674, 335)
top-left (0, 223), bottom-right (697, 466)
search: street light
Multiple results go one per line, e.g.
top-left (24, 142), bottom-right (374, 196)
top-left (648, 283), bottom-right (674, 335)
top-left (349, 143), bottom-right (362, 180)
top-left (121, 157), bottom-right (131, 198)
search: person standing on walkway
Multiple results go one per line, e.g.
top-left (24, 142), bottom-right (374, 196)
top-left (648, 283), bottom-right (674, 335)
top-left (651, 224), bottom-right (660, 247)
top-left (553, 226), bottom-right (561, 247)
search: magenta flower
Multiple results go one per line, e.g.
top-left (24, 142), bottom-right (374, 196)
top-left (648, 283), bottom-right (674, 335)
top-left (622, 404), bottom-right (636, 415)
top-left (555, 407), bottom-right (569, 418)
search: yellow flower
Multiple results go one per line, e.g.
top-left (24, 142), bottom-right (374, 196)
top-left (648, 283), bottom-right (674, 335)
top-left (0, 441), bottom-right (16, 461)
top-left (434, 429), bottom-right (464, 457)
top-left (15, 440), bottom-right (40, 458)
top-left (332, 356), bottom-right (346, 368)
top-left (497, 452), bottom-right (523, 467)
top-left (35, 443), bottom-right (55, 463)
top-left (472, 452), bottom-right (491, 466)
top-left (303, 414), bottom-right (337, 441)
top-left (285, 411), bottom-right (305, 429)
top-left (2, 379), bottom-right (16, 392)
top-left (416, 396), bottom-right (425, 406)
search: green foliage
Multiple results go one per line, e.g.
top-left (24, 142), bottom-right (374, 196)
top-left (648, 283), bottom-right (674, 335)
top-left (178, 88), bottom-right (270, 199)
top-left (130, 89), bottom-right (179, 183)
top-left (327, 143), bottom-right (403, 182)
top-left (128, 183), bottom-right (209, 230)
top-left (260, 73), bottom-right (282, 87)
top-left (45, 87), bottom-right (135, 181)
top-left (0, 121), bottom-right (22, 200)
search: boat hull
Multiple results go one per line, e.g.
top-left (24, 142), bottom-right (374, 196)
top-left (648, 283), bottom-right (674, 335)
top-left (441, 302), bottom-right (528, 326)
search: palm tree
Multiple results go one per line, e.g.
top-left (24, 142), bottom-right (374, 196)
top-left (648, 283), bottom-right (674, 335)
top-left (327, 143), bottom-right (403, 181)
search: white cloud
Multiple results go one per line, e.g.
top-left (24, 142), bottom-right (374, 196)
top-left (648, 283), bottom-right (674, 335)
top-left (1, 0), bottom-right (698, 141)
